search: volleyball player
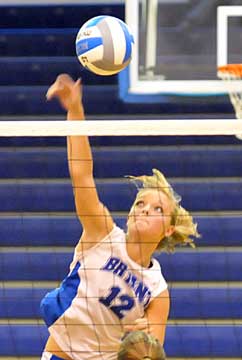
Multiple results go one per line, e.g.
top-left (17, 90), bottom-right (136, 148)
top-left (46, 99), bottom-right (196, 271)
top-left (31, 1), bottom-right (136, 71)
top-left (40, 74), bottom-right (199, 360)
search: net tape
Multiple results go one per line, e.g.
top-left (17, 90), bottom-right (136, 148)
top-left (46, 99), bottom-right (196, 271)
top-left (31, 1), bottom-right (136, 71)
top-left (0, 119), bottom-right (242, 137)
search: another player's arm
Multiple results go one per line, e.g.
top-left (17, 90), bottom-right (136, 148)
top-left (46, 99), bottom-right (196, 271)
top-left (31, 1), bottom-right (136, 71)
top-left (123, 288), bottom-right (169, 345)
top-left (46, 74), bottom-right (114, 250)
top-left (145, 288), bottom-right (170, 345)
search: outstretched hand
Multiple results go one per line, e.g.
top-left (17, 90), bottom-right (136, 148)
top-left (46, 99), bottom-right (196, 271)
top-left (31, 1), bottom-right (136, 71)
top-left (46, 74), bottom-right (83, 113)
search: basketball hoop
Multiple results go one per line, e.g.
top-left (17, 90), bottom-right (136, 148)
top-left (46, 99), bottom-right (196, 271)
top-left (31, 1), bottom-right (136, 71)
top-left (217, 64), bottom-right (242, 140)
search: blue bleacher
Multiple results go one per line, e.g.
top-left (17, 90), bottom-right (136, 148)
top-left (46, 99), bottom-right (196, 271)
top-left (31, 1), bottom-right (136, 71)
top-left (0, 146), bottom-right (242, 178)
top-left (0, 133), bottom-right (241, 147)
top-left (0, 214), bottom-right (242, 247)
top-left (0, 3), bottom-right (124, 116)
top-left (1, 85), bottom-right (232, 116)
top-left (0, 179), bottom-right (241, 212)
top-left (0, 1), bottom-right (242, 359)
top-left (0, 85), bottom-right (120, 115)
top-left (1, 287), bottom-right (242, 319)
top-left (0, 4), bottom-right (125, 29)
top-left (0, 57), bottom-right (116, 86)
top-left (0, 29), bottom-right (76, 57)
top-left (1, 250), bottom-right (242, 282)
top-left (0, 324), bottom-right (241, 357)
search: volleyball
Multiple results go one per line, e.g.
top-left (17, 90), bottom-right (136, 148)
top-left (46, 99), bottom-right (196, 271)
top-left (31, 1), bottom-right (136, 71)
top-left (75, 15), bottom-right (134, 76)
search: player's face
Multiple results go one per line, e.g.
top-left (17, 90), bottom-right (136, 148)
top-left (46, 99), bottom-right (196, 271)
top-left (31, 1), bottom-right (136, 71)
top-left (127, 189), bottom-right (175, 244)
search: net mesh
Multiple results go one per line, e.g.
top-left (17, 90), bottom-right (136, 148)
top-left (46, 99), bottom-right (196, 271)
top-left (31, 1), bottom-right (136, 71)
top-left (217, 64), bottom-right (242, 140)
top-left (0, 125), bottom-right (242, 359)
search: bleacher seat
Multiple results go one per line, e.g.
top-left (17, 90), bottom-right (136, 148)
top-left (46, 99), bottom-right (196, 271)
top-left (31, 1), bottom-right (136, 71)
top-left (0, 3), bottom-right (125, 115)
top-left (0, 133), bottom-right (240, 148)
top-left (0, 29), bottom-right (75, 57)
top-left (0, 324), bottom-right (241, 357)
top-left (0, 145), bottom-right (241, 178)
top-left (0, 214), bottom-right (242, 247)
top-left (0, 4), bottom-right (124, 29)
top-left (2, 287), bottom-right (242, 319)
top-left (1, 250), bottom-right (242, 282)
top-left (0, 57), bottom-right (115, 86)
top-left (0, 179), bottom-right (241, 212)
top-left (0, 84), bottom-right (120, 115)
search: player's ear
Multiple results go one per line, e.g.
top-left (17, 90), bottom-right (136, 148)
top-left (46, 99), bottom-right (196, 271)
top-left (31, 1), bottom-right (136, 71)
top-left (165, 225), bottom-right (175, 238)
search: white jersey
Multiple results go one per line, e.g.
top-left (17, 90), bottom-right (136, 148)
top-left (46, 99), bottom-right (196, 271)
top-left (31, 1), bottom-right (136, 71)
top-left (40, 225), bottom-right (167, 360)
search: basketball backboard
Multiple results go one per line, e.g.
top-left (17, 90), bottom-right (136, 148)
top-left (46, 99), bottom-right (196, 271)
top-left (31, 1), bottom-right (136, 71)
top-left (120, 1), bottom-right (242, 102)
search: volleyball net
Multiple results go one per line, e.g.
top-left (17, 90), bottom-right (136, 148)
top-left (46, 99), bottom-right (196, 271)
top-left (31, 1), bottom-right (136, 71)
top-left (0, 118), bottom-right (242, 136)
top-left (0, 120), bottom-right (242, 359)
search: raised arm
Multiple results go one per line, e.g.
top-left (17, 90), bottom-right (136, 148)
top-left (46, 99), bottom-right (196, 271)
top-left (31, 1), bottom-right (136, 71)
top-left (46, 74), bottom-right (114, 250)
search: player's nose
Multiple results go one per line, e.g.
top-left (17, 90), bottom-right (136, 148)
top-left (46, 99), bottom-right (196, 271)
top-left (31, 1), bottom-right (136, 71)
top-left (141, 204), bottom-right (150, 214)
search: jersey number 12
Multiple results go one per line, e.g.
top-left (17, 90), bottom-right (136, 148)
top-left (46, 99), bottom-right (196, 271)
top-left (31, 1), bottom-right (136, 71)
top-left (99, 286), bottom-right (134, 319)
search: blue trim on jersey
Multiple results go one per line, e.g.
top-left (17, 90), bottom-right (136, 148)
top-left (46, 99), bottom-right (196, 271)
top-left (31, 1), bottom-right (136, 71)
top-left (40, 261), bottom-right (81, 327)
top-left (85, 15), bottom-right (106, 28)
top-left (76, 38), bottom-right (103, 56)
top-left (118, 20), bottom-right (133, 63)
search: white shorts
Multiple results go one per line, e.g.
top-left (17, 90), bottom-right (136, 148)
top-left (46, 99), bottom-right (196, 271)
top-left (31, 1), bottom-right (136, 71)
top-left (40, 350), bottom-right (67, 360)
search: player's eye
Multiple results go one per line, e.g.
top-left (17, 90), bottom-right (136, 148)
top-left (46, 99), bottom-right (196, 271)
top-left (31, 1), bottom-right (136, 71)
top-left (135, 200), bottom-right (144, 207)
top-left (154, 206), bottom-right (163, 213)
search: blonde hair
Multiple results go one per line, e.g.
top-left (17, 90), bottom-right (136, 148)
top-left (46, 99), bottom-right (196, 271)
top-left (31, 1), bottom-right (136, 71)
top-left (118, 331), bottom-right (166, 360)
top-left (127, 169), bottom-right (200, 252)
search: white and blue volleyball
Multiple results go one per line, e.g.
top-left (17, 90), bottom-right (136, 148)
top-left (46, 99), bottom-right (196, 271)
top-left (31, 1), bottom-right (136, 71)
top-left (75, 15), bottom-right (134, 76)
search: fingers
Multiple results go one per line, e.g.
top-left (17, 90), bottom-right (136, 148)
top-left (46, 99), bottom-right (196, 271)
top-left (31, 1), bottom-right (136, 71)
top-left (123, 325), bottom-right (151, 332)
top-left (134, 318), bottom-right (149, 328)
top-left (123, 318), bottom-right (153, 333)
top-left (46, 81), bottom-right (63, 100)
top-left (74, 78), bottom-right (82, 87)
top-left (46, 74), bottom-right (81, 101)
top-left (134, 318), bottom-right (148, 324)
top-left (55, 73), bottom-right (76, 87)
top-left (73, 78), bottom-right (83, 100)
top-left (46, 75), bottom-right (66, 100)
top-left (123, 326), bottom-right (154, 334)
